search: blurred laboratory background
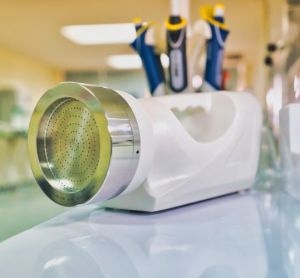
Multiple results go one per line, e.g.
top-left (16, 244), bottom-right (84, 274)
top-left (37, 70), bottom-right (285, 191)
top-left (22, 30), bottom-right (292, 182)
top-left (0, 0), bottom-right (298, 241)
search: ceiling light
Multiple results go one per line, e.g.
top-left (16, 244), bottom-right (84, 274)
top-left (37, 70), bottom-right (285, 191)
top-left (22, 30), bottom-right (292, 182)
top-left (106, 54), bottom-right (142, 70)
top-left (61, 23), bottom-right (136, 45)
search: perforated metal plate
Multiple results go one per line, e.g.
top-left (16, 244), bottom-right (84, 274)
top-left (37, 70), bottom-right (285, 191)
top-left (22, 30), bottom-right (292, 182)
top-left (39, 98), bottom-right (100, 193)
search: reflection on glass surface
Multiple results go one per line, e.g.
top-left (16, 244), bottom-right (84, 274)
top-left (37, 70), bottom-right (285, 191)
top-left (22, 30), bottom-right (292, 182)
top-left (279, 193), bottom-right (300, 278)
top-left (0, 193), bottom-right (270, 278)
top-left (1, 187), bottom-right (300, 277)
top-left (255, 112), bottom-right (280, 191)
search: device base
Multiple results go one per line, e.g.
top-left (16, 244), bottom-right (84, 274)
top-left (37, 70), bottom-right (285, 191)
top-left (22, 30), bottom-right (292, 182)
top-left (104, 180), bottom-right (252, 212)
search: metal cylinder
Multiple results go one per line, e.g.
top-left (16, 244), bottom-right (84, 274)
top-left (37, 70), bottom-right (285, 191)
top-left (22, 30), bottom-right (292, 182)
top-left (28, 82), bottom-right (140, 206)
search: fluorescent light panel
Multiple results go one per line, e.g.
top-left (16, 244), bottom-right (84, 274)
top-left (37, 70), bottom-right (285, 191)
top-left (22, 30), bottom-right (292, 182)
top-left (106, 54), bottom-right (142, 70)
top-left (61, 23), bottom-right (136, 45)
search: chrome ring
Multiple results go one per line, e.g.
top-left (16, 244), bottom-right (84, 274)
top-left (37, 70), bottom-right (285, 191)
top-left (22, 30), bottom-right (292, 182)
top-left (28, 82), bottom-right (140, 206)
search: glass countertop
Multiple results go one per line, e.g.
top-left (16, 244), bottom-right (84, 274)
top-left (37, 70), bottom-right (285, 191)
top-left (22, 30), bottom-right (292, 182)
top-left (0, 189), bottom-right (298, 278)
top-left (0, 183), bottom-right (67, 241)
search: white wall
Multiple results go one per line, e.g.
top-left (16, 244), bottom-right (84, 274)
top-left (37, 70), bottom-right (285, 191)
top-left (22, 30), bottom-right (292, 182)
top-left (0, 47), bottom-right (61, 114)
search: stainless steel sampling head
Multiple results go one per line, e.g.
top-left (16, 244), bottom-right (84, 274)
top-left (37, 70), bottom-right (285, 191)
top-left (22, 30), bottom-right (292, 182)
top-left (28, 82), bottom-right (140, 206)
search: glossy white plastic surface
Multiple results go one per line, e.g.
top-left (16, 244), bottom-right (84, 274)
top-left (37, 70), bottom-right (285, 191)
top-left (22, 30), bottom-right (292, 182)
top-left (106, 91), bottom-right (262, 211)
top-left (0, 190), bottom-right (298, 278)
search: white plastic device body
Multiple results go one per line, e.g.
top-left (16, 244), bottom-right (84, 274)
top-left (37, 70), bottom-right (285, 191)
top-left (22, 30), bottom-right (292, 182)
top-left (102, 91), bottom-right (262, 211)
top-left (28, 84), bottom-right (262, 211)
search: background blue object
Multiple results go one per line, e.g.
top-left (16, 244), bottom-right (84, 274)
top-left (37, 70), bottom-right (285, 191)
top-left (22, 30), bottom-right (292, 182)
top-left (130, 24), bottom-right (165, 94)
top-left (204, 23), bottom-right (229, 90)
